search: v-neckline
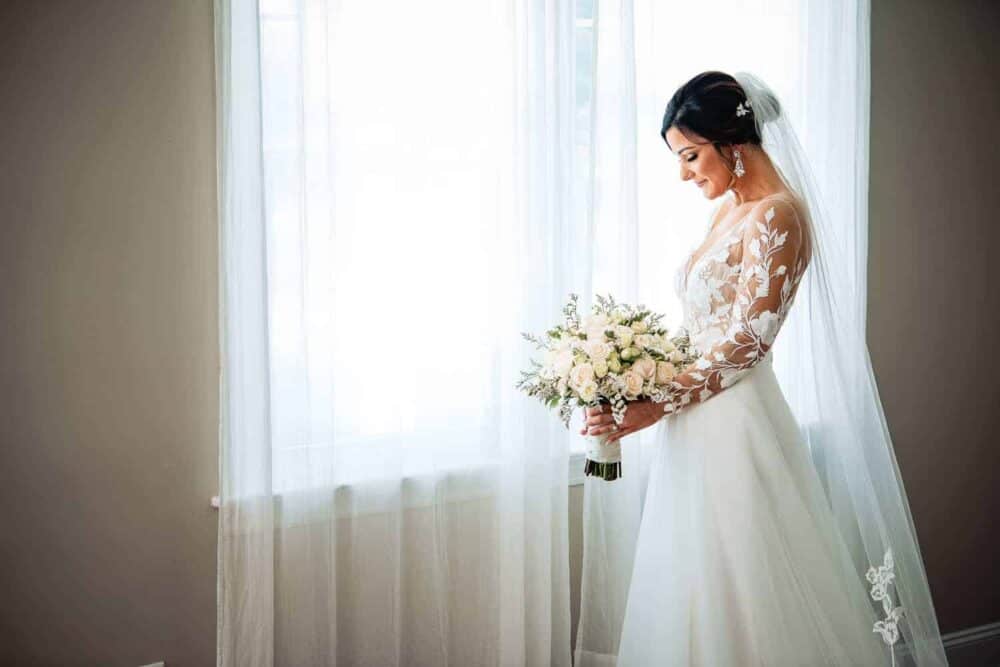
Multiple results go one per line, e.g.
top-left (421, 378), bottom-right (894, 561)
top-left (682, 191), bottom-right (795, 291)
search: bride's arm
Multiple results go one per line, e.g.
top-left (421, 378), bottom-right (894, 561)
top-left (656, 199), bottom-right (810, 418)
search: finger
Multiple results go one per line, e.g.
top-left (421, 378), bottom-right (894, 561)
top-left (607, 427), bottom-right (634, 443)
top-left (588, 414), bottom-right (616, 426)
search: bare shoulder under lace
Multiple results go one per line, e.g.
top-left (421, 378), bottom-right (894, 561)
top-left (658, 192), bottom-right (812, 416)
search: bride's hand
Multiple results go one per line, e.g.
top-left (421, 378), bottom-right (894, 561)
top-left (580, 399), bottom-right (661, 443)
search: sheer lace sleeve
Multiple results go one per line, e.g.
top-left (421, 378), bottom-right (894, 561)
top-left (658, 199), bottom-right (811, 417)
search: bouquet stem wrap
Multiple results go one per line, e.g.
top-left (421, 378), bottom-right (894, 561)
top-left (583, 431), bottom-right (621, 481)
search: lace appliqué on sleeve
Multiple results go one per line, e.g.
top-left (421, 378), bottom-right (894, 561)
top-left (657, 201), bottom-right (810, 417)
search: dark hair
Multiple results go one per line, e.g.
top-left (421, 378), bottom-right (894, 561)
top-left (660, 71), bottom-right (778, 150)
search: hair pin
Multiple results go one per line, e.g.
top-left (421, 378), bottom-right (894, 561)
top-left (736, 100), bottom-right (753, 117)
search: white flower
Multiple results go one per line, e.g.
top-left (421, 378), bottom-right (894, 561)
top-left (623, 370), bottom-right (644, 398)
top-left (634, 333), bottom-right (654, 349)
top-left (656, 361), bottom-right (677, 384)
top-left (553, 350), bottom-right (574, 378)
top-left (578, 379), bottom-right (598, 402)
top-left (614, 325), bottom-right (634, 347)
top-left (584, 340), bottom-right (612, 361)
top-left (582, 313), bottom-right (610, 330)
top-left (669, 349), bottom-right (686, 364)
top-left (556, 377), bottom-right (568, 395)
top-left (630, 320), bottom-right (648, 333)
top-left (632, 357), bottom-right (656, 381)
top-left (569, 362), bottom-right (595, 389)
top-left (593, 359), bottom-right (609, 378)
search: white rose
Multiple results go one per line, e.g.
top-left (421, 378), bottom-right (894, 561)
top-left (584, 340), bottom-right (611, 361)
top-left (669, 349), bottom-right (685, 364)
top-left (623, 370), bottom-right (644, 398)
top-left (630, 320), bottom-right (648, 334)
top-left (578, 380), bottom-right (598, 403)
top-left (593, 359), bottom-right (609, 378)
top-left (554, 350), bottom-right (575, 378)
top-left (632, 357), bottom-right (656, 381)
top-left (656, 361), bottom-right (677, 384)
top-left (569, 362), bottom-right (595, 389)
top-left (635, 334), bottom-right (653, 349)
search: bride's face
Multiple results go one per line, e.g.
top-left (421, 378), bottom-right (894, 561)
top-left (664, 126), bottom-right (732, 200)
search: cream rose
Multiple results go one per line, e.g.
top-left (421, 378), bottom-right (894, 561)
top-left (569, 362), bottom-right (595, 389)
top-left (593, 358), bottom-right (609, 378)
top-left (656, 361), bottom-right (677, 384)
top-left (623, 370), bottom-right (644, 398)
top-left (630, 320), bottom-right (648, 334)
top-left (632, 357), bottom-right (656, 381)
top-left (669, 349), bottom-right (686, 364)
top-left (584, 340), bottom-right (612, 361)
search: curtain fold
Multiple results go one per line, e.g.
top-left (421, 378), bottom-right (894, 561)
top-left (215, 0), bottom-right (580, 664)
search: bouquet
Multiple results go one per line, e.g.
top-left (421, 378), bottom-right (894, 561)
top-left (516, 293), bottom-right (699, 481)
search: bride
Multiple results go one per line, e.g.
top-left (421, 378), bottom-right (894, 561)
top-left (581, 71), bottom-right (948, 665)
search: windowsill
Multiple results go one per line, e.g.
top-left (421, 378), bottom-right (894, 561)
top-left (211, 450), bottom-right (588, 509)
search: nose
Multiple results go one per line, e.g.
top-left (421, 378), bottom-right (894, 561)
top-left (679, 162), bottom-right (694, 181)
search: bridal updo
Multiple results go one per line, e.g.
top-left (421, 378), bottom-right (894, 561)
top-left (660, 70), bottom-right (780, 148)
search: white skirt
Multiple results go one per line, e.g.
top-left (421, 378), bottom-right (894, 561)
top-left (617, 356), bottom-right (890, 666)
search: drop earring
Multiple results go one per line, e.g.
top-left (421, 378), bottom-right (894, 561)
top-left (733, 147), bottom-right (746, 178)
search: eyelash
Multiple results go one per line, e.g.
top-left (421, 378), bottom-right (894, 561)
top-left (686, 154), bottom-right (697, 162)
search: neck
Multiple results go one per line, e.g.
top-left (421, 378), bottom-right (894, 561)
top-left (727, 145), bottom-right (788, 206)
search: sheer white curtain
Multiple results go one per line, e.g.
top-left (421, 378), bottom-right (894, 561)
top-left (574, 0), bottom-right (874, 664)
top-left (214, 0), bottom-right (582, 664)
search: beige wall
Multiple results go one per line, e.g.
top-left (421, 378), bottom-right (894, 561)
top-left (0, 2), bottom-right (219, 665)
top-left (868, 0), bottom-right (1000, 637)
top-left (1, 1), bottom-right (996, 665)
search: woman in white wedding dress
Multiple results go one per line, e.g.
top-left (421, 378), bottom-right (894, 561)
top-left (582, 72), bottom-right (946, 665)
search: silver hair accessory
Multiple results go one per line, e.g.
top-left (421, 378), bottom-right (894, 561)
top-left (736, 99), bottom-right (752, 117)
top-left (733, 147), bottom-right (745, 178)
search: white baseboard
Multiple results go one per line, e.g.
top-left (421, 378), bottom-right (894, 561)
top-left (942, 620), bottom-right (1000, 664)
top-left (943, 620), bottom-right (1000, 649)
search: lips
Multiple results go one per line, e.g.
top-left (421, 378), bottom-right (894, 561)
top-left (697, 179), bottom-right (708, 188)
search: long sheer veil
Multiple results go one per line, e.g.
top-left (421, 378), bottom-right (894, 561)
top-left (734, 71), bottom-right (948, 666)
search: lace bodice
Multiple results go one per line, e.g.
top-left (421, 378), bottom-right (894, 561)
top-left (659, 193), bottom-right (811, 416)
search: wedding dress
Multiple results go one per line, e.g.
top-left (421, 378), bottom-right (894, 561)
top-left (616, 191), bottom-right (891, 666)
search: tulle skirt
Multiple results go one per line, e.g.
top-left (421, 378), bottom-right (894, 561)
top-left (617, 355), bottom-right (891, 666)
